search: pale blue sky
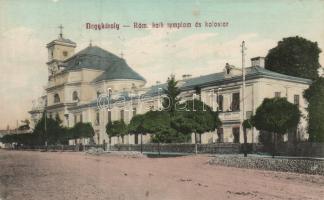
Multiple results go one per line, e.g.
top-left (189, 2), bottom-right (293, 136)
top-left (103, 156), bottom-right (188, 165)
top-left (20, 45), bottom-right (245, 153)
top-left (0, 0), bottom-right (323, 128)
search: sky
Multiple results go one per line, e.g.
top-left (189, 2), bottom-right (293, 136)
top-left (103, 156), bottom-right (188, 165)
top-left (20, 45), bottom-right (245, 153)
top-left (0, 0), bottom-right (323, 129)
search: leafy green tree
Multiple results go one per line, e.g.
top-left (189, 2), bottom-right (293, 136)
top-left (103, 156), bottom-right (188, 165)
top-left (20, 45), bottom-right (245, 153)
top-left (252, 97), bottom-right (301, 157)
top-left (173, 99), bottom-right (221, 138)
top-left (18, 119), bottom-right (30, 130)
top-left (128, 111), bottom-right (180, 143)
top-left (152, 128), bottom-right (189, 143)
top-left (142, 111), bottom-right (171, 134)
top-left (304, 77), bottom-right (324, 142)
top-left (128, 114), bottom-right (145, 134)
top-left (106, 120), bottom-right (127, 144)
top-left (33, 113), bottom-right (66, 145)
top-left (162, 75), bottom-right (181, 114)
top-left (172, 99), bottom-right (221, 153)
top-left (265, 36), bottom-right (321, 80)
top-left (70, 122), bottom-right (95, 143)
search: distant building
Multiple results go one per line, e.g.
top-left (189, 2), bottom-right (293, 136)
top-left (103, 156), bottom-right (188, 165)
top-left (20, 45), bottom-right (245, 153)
top-left (29, 31), bottom-right (311, 145)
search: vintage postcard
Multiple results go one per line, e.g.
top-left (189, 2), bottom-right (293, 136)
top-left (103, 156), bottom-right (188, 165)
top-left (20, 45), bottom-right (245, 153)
top-left (0, 0), bottom-right (323, 199)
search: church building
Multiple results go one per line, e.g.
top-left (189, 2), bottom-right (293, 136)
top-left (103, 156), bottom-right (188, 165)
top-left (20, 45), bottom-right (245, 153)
top-left (30, 30), bottom-right (312, 145)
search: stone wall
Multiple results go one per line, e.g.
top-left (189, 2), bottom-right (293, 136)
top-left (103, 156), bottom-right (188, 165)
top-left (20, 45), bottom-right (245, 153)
top-left (209, 155), bottom-right (324, 175)
top-left (111, 143), bottom-right (240, 154)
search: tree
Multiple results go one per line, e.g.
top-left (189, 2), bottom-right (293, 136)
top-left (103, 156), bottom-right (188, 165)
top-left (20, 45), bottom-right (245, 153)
top-left (252, 98), bottom-right (301, 157)
top-left (18, 119), bottom-right (30, 130)
top-left (128, 114), bottom-right (145, 135)
top-left (194, 86), bottom-right (202, 100)
top-left (242, 119), bottom-right (253, 157)
top-left (33, 113), bottom-right (66, 145)
top-left (106, 120), bottom-right (127, 144)
top-left (128, 111), bottom-right (179, 143)
top-left (172, 99), bottom-right (221, 153)
top-left (70, 122), bottom-right (95, 143)
top-left (265, 36), bottom-right (321, 80)
top-left (162, 75), bottom-right (181, 114)
top-left (304, 77), bottom-right (324, 142)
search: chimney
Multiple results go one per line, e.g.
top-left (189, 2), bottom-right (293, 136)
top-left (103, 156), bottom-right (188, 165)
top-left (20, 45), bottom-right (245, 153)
top-left (251, 57), bottom-right (265, 68)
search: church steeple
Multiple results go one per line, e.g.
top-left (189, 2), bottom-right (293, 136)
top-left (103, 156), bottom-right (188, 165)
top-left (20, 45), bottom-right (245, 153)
top-left (58, 24), bottom-right (64, 38)
top-left (46, 25), bottom-right (76, 76)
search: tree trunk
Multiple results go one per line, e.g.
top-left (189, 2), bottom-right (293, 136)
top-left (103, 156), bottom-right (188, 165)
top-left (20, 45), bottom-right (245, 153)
top-left (272, 132), bottom-right (276, 158)
top-left (140, 133), bottom-right (143, 154)
top-left (243, 127), bottom-right (247, 157)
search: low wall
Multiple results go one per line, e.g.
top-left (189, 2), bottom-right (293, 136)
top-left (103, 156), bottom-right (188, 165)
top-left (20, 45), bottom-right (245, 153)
top-left (8, 144), bottom-right (105, 152)
top-left (209, 155), bottom-right (324, 175)
top-left (111, 143), bottom-right (240, 154)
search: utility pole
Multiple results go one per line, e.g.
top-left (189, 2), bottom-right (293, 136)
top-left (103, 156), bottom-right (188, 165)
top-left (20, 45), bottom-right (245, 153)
top-left (241, 41), bottom-right (246, 123)
top-left (241, 41), bottom-right (247, 157)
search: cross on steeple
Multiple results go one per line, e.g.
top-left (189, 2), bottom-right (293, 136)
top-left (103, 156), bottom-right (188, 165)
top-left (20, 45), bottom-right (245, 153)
top-left (58, 24), bottom-right (64, 38)
top-left (120, 51), bottom-right (124, 58)
top-left (89, 40), bottom-right (92, 47)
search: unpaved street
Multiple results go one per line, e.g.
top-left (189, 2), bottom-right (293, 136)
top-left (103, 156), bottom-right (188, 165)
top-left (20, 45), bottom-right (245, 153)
top-left (0, 150), bottom-right (323, 200)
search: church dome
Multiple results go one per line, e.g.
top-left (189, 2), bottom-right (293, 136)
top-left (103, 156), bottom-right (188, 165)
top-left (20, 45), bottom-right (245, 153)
top-left (62, 46), bottom-right (146, 83)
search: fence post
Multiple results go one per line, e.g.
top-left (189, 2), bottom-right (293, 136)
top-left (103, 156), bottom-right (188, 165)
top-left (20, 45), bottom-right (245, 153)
top-left (158, 142), bottom-right (161, 155)
top-left (195, 133), bottom-right (198, 155)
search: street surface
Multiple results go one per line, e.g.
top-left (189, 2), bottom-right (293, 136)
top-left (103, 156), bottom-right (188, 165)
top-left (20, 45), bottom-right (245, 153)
top-left (0, 150), bottom-right (323, 200)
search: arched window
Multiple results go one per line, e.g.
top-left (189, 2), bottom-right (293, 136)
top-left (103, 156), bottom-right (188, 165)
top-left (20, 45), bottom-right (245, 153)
top-left (54, 93), bottom-right (60, 103)
top-left (97, 91), bottom-right (101, 98)
top-left (72, 91), bottom-right (78, 101)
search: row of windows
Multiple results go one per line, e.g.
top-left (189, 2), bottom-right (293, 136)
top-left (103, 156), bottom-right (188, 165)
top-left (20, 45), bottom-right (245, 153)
top-left (53, 91), bottom-right (79, 103)
top-left (274, 92), bottom-right (300, 106)
top-left (216, 92), bottom-right (240, 112)
top-left (216, 92), bottom-right (300, 112)
top-left (95, 108), bottom-right (137, 125)
top-left (217, 127), bottom-right (240, 143)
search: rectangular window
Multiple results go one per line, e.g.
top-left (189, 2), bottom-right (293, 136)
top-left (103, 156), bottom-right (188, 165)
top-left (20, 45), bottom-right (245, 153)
top-left (133, 107), bottom-right (137, 116)
top-left (294, 95), bottom-right (300, 106)
top-left (275, 92), bottom-right (281, 97)
top-left (232, 127), bottom-right (240, 143)
top-left (217, 128), bottom-right (224, 143)
top-left (74, 115), bottom-right (77, 124)
top-left (120, 110), bottom-right (124, 121)
top-left (231, 92), bottom-right (240, 111)
top-left (217, 95), bottom-right (223, 111)
top-left (79, 114), bottom-right (82, 123)
top-left (96, 111), bottom-right (100, 125)
top-left (107, 111), bottom-right (111, 123)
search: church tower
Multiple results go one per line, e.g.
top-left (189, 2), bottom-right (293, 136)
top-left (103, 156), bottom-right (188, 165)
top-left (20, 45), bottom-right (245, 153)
top-left (46, 25), bottom-right (76, 76)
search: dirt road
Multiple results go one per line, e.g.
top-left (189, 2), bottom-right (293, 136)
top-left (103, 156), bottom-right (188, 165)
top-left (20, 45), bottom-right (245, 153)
top-left (0, 150), bottom-right (323, 200)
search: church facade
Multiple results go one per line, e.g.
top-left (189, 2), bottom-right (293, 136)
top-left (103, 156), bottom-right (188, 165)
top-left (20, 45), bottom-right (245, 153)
top-left (30, 32), bottom-right (312, 145)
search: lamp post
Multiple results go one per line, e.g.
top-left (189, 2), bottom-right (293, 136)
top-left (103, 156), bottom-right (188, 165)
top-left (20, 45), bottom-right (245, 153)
top-left (241, 41), bottom-right (247, 156)
top-left (241, 41), bottom-right (246, 124)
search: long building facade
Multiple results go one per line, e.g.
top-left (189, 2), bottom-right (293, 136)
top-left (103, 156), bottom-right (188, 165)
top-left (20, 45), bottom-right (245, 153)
top-left (29, 33), bottom-right (312, 145)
